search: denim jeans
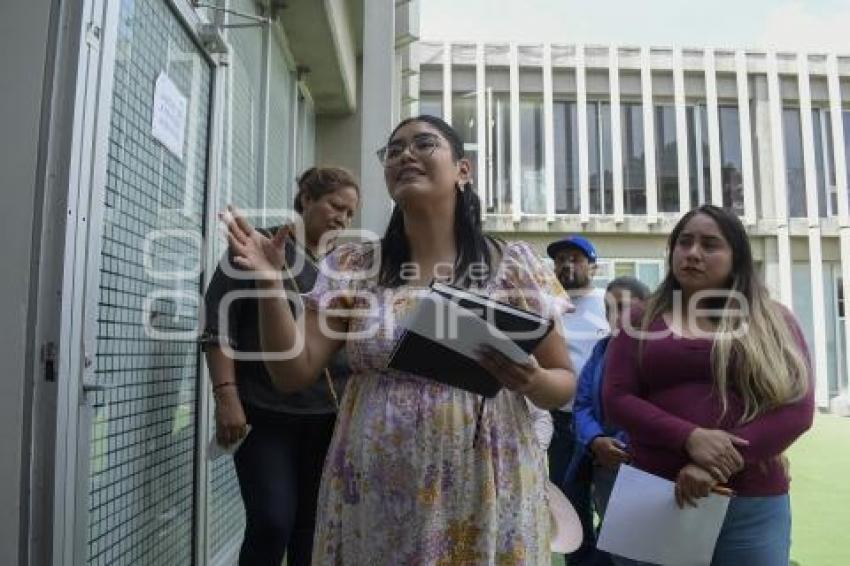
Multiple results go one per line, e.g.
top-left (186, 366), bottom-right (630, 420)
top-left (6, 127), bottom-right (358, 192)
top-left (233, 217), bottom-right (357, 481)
top-left (234, 407), bottom-right (336, 566)
top-left (711, 494), bottom-right (791, 565)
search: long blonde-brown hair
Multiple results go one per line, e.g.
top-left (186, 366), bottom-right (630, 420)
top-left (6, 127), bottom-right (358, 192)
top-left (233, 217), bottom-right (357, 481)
top-left (641, 205), bottom-right (809, 424)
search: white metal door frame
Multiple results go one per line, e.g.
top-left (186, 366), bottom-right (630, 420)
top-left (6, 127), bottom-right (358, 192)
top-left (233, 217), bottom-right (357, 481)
top-left (48, 0), bottom-right (225, 563)
top-left (50, 0), bottom-right (120, 563)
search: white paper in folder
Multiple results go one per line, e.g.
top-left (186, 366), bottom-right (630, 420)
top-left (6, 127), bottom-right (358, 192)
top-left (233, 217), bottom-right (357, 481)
top-left (597, 465), bottom-right (730, 566)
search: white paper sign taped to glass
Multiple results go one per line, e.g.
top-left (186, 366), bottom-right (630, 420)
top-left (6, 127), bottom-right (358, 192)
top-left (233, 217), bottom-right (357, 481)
top-left (151, 72), bottom-right (188, 160)
top-left (597, 465), bottom-right (730, 566)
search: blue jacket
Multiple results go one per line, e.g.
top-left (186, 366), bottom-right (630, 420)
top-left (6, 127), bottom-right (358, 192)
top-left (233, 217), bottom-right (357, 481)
top-left (563, 336), bottom-right (629, 483)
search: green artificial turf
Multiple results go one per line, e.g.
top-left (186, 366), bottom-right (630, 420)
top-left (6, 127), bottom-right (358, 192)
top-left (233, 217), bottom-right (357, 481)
top-left (787, 413), bottom-right (850, 566)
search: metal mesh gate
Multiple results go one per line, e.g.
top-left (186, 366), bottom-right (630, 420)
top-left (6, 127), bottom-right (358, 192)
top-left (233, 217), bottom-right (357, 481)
top-left (86, 0), bottom-right (211, 563)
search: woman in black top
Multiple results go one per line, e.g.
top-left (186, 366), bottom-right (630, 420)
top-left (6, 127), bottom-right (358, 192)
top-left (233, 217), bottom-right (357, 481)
top-left (201, 167), bottom-right (360, 566)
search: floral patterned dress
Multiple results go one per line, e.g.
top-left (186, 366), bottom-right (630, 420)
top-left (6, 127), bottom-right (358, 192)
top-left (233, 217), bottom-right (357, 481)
top-left (303, 241), bottom-right (569, 565)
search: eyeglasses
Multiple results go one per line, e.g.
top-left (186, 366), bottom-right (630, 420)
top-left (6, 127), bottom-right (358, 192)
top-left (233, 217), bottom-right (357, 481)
top-left (376, 134), bottom-right (441, 166)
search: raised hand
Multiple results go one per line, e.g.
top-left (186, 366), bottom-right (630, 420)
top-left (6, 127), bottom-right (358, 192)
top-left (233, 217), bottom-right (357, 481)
top-left (219, 205), bottom-right (289, 277)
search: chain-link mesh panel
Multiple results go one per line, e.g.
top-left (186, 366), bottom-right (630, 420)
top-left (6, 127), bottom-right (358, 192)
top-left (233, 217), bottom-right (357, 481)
top-left (265, 32), bottom-right (294, 211)
top-left (86, 0), bottom-right (211, 563)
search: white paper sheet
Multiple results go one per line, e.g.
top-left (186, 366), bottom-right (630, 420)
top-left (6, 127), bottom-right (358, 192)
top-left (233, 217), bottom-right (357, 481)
top-left (597, 465), bottom-right (730, 566)
top-left (208, 425), bottom-right (252, 460)
top-left (403, 294), bottom-right (530, 364)
top-left (151, 72), bottom-right (187, 160)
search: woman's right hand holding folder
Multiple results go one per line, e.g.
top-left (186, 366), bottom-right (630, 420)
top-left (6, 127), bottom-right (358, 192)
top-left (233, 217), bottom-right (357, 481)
top-left (675, 463), bottom-right (735, 508)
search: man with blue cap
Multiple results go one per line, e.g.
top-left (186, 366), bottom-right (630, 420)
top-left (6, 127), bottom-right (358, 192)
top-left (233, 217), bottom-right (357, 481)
top-left (546, 235), bottom-right (612, 565)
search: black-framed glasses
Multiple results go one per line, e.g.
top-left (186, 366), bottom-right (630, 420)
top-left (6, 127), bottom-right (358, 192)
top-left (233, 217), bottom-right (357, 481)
top-left (376, 133), bottom-right (441, 166)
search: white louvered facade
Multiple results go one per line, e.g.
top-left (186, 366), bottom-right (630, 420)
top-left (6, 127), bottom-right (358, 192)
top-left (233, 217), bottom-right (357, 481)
top-left (415, 41), bottom-right (850, 411)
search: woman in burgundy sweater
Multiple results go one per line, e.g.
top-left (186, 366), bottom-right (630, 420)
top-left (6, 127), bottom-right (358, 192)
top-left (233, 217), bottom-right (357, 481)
top-left (604, 205), bottom-right (814, 565)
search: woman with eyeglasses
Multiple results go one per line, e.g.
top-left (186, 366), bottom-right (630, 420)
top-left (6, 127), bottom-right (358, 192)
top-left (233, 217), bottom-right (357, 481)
top-left (220, 115), bottom-right (576, 563)
top-left (603, 205), bottom-right (814, 564)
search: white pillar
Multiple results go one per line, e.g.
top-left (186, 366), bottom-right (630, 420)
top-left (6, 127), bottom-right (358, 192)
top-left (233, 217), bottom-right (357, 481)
top-left (577, 45), bottom-right (591, 222)
top-left (736, 51), bottom-right (757, 225)
top-left (509, 42), bottom-right (521, 222)
top-left (705, 49), bottom-right (723, 206)
top-left (475, 43), bottom-right (486, 201)
top-left (799, 55), bottom-right (819, 221)
top-left (641, 47), bottom-right (658, 223)
top-left (767, 52), bottom-right (793, 306)
top-left (839, 229), bottom-right (850, 396)
top-left (359, 0), bottom-right (396, 235)
top-left (827, 53), bottom-right (850, 396)
top-left (674, 48), bottom-right (691, 213)
top-left (610, 47), bottom-right (624, 222)
top-left (543, 44), bottom-right (556, 221)
top-left (442, 41), bottom-right (452, 126)
top-left (807, 226), bottom-right (830, 407)
top-left (797, 54), bottom-right (829, 407)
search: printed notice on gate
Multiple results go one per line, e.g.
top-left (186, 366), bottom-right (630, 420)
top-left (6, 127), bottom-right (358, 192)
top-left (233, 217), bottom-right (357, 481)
top-left (151, 72), bottom-right (188, 160)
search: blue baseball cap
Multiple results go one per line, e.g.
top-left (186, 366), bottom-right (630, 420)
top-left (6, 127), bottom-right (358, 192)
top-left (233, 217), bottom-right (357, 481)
top-left (547, 235), bottom-right (598, 263)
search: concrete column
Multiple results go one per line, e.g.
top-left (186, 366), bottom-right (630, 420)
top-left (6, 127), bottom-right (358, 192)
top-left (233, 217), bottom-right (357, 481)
top-left (576, 45), bottom-right (590, 222)
top-left (543, 44), bottom-right (556, 221)
top-left (641, 47), bottom-right (658, 223)
top-left (475, 43), bottom-right (486, 201)
top-left (359, 0), bottom-right (396, 235)
top-left (767, 52), bottom-right (793, 305)
top-left (610, 47), bottom-right (624, 222)
top-left (673, 49), bottom-right (691, 213)
top-left (827, 53), bottom-right (850, 396)
top-left (442, 41), bottom-right (452, 125)
top-left (509, 42), bottom-right (521, 222)
top-left (705, 49), bottom-right (723, 206)
top-left (736, 51), bottom-right (757, 225)
top-left (0, 0), bottom-right (58, 561)
top-left (797, 53), bottom-right (829, 407)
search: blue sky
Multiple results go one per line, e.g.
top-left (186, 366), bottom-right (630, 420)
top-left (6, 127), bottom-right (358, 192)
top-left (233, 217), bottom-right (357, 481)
top-left (420, 0), bottom-right (850, 52)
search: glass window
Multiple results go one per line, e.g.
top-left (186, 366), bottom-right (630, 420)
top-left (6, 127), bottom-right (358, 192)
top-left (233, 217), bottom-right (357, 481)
top-left (615, 261), bottom-right (636, 278)
top-left (453, 90), bottom-right (478, 188)
top-left (687, 104), bottom-right (711, 208)
top-left (783, 107), bottom-right (807, 218)
top-left (554, 101), bottom-right (580, 213)
top-left (419, 92), bottom-right (443, 119)
top-left (719, 106), bottom-right (744, 216)
top-left (654, 104), bottom-right (679, 212)
top-left (588, 101), bottom-right (614, 214)
top-left (485, 89), bottom-right (512, 214)
top-left (637, 262), bottom-right (662, 291)
top-left (520, 95), bottom-right (545, 214)
top-left (592, 260), bottom-right (664, 291)
top-left (812, 108), bottom-right (837, 217)
top-left (622, 102), bottom-right (646, 215)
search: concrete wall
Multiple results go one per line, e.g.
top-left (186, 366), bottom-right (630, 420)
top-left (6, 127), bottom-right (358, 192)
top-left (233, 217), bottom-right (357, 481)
top-left (316, 59), bottom-right (364, 183)
top-left (0, 0), bottom-right (55, 562)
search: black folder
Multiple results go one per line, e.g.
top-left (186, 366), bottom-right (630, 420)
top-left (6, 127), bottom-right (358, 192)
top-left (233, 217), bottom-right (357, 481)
top-left (386, 282), bottom-right (555, 397)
